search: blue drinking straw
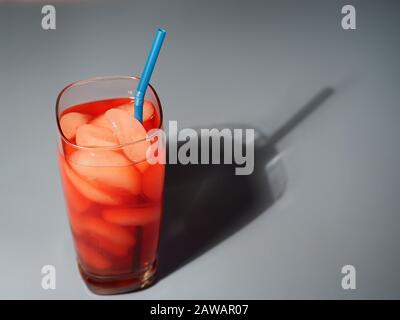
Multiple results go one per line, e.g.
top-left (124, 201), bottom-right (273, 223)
top-left (134, 28), bottom-right (167, 122)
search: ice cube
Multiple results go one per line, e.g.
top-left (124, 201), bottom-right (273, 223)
top-left (62, 156), bottom-right (123, 205)
top-left (69, 150), bottom-right (142, 195)
top-left (90, 114), bottom-right (114, 130)
top-left (135, 161), bottom-right (150, 173)
top-left (69, 209), bottom-right (132, 259)
top-left (102, 205), bottom-right (161, 226)
top-left (68, 210), bottom-right (84, 236)
top-left (76, 241), bottom-right (112, 271)
top-left (86, 234), bottom-right (130, 257)
top-left (105, 108), bottom-right (150, 163)
top-left (117, 100), bottom-right (155, 122)
top-left (60, 112), bottom-right (91, 140)
top-left (78, 216), bottom-right (136, 246)
top-left (142, 163), bottom-right (165, 201)
top-left (59, 154), bottom-right (91, 213)
top-left (76, 124), bottom-right (118, 147)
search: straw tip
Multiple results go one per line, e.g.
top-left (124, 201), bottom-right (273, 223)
top-left (157, 28), bottom-right (167, 35)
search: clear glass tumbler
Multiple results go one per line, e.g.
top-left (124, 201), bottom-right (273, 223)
top-left (56, 76), bottom-right (165, 294)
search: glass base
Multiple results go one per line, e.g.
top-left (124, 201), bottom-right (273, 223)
top-left (78, 260), bottom-right (158, 295)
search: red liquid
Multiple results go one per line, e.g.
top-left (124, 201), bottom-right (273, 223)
top-left (58, 98), bottom-right (165, 294)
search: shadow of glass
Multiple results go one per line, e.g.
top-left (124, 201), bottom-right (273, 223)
top-left (157, 87), bottom-right (334, 279)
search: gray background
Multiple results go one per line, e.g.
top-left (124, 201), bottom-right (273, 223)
top-left (0, 0), bottom-right (399, 299)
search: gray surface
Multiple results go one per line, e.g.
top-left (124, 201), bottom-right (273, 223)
top-left (0, 0), bottom-right (400, 299)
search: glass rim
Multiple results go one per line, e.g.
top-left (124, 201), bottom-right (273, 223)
top-left (55, 75), bottom-right (163, 151)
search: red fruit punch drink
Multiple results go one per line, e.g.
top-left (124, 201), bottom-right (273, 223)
top-left (56, 76), bottom-right (165, 294)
